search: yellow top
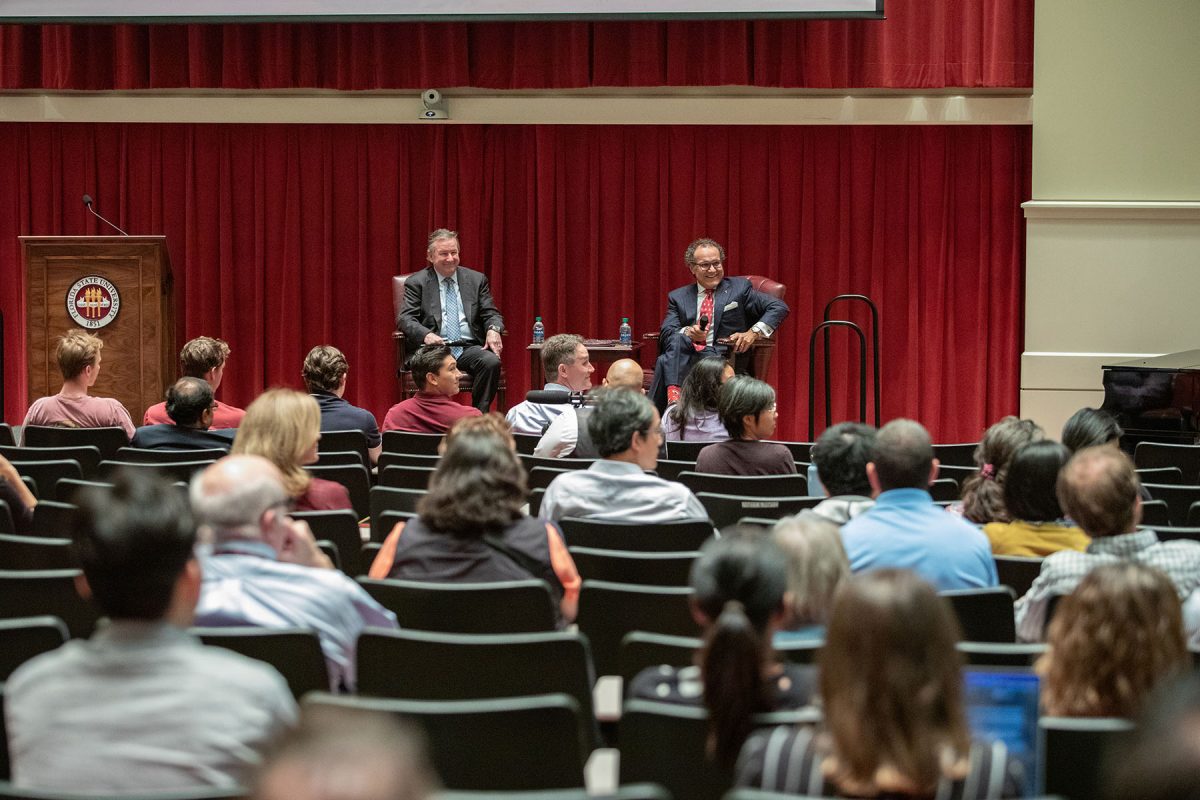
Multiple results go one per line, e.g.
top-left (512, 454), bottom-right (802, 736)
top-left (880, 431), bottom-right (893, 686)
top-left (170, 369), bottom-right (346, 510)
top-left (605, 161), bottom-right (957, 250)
top-left (983, 520), bottom-right (1091, 558)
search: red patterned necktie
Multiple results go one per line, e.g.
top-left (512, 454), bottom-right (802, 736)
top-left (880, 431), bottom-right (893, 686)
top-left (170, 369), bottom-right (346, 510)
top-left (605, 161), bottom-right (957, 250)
top-left (694, 289), bottom-right (714, 351)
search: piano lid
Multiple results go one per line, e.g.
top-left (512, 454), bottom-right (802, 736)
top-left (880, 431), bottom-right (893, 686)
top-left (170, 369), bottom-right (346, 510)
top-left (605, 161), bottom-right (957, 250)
top-left (1104, 350), bottom-right (1200, 373)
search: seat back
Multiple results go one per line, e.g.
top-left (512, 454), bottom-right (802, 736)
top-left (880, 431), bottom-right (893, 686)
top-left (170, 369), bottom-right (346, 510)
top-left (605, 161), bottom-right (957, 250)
top-left (0, 569), bottom-right (99, 638)
top-left (21, 427), bottom-right (129, 460)
top-left (356, 577), bottom-right (557, 633)
top-left (931, 442), bottom-right (979, 467)
top-left (369, 487), bottom-right (426, 542)
top-left (114, 447), bottom-right (229, 464)
top-left (957, 641), bottom-right (1047, 667)
top-left (1154, 524), bottom-right (1200, 543)
top-left (0, 424), bottom-right (14, 447)
top-left (305, 692), bottom-right (587, 791)
top-left (1135, 441), bottom-right (1200, 483)
top-left (518, 455), bottom-right (595, 473)
top-left (0, 534), bottom-right (77, 571)
top-left (0, 501), bottom-right (12, 536)
top-left (379, 465), bottom-right (437, 490)
top-left (994, 555), bottom-right (1044, 598)
top-left (937, 464), bottom-right (979, 484)
top-left (678, 471), bottom-right (807, 498)
top-left (1136, 466), bottom-right (1184, 485)
top-left (512, 433), bottom-right (541, 455)
top-left (576, 580), bottom-right (697, 677)
top-left (0, 446), bottom-right (101, 479)
top-left (100, 459), bottom-right (214, 484)
top-left (765, 440), bottom-right (814, 462)
top-left (0, 615), bottom-right (69, 681)
top-left (27, 501), bottom-right (77, 539)
top-left (929, 477), bottom-right (960, 502)
top-left (940, 586), bottom-right (1018, 643)
top-left (291, 509), bottom-right (366, 576)
top-left (1040, 716), bottom-right (1134, 800)
top-left (619, 631), bottom-right (701, 687)
top-left (54, 479), bottom-right (113, 503)
top-left (529, 466), bottom-right (573, 491)
top-left (0, 782), bottom-right (245, 800)
top-left (1140, 499), bottom-right (1171, 527)
top-left (10, 460), bottom-right (83, 500)
top-left (1143, 483), bottom-right (1200, 527)
top-left (316, 429), bottom-right (370, 467)
top-left (653, 459), bottom-right (695, 481)
top-left (695, 492), bottom-right (822, 529)
top-left (559, 517), bottom-right (714, 552)
top-left (567, 547), bottom-right (698, 587)
top-left (192, 626), bottom-right (330, 698)
top-left (382, 430), bottom-right (444, 455)
top-left (378, 451), bottom-right (440, 471)
top-left (665, 440), bottom-right (714, 462)
top-left (307, 463), bottom-right (371, 520)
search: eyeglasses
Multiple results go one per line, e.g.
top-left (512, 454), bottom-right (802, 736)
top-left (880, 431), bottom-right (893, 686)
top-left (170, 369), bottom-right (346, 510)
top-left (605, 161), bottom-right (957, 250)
top-left (691, 260), bottom-right (723, 272)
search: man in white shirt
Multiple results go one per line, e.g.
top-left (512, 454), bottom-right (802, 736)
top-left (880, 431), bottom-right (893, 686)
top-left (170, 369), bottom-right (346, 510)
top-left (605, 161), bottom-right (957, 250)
top-left (506, 333), bottom-right (595, 435)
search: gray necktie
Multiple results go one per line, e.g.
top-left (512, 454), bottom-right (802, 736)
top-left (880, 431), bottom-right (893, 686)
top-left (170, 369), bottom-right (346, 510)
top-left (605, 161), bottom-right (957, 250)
top-left (441, 277), bottom-right (464, 358)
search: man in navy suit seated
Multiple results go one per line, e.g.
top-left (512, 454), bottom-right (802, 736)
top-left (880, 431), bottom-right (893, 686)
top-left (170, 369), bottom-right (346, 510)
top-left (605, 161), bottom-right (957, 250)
top-left (649, 238), bottom-right (790, 411)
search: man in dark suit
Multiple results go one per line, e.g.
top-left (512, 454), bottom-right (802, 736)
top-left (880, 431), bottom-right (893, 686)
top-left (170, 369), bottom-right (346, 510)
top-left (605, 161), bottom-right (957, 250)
top-left (130, 377), bottom-right (237, 451)
top-left (648, 238), bottom-right (790, 410)
top-left (398, 229), bottom-right (505, 412)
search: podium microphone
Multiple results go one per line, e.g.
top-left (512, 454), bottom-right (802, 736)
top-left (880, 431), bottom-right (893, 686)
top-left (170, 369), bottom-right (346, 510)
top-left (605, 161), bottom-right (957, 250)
top-left (82, 194), bottom-right (129, 236)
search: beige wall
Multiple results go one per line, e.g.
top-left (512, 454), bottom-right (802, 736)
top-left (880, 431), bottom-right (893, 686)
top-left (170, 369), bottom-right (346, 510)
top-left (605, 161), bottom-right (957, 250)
top-left (1021, 0), bottom-right (1200, 438)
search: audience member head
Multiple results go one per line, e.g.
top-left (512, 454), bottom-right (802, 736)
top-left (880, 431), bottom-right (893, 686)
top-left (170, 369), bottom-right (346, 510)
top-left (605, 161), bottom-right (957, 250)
top-left (961, 416), bottom-right (1044, 524)
top-left (587, 388), bottom-right (662, 469)
top-left (190, 454), bottom-right (292, 549)
top-left (426, 228), bottom-right (460, 277)
top-left (540, 334), bottom-right (593, 392)
top-left (1103, 674), bottom-right (1200, 800)
top-left (71, 470), bottom-right (197, 623)
top-left (1057, 446), bottom-right (1141, 538)
top-left (820, 569), bottom-right (969, 794)
top-left (57, 329), bottom-right (104, 384)
top-left (1002, 440), bottom-right (1073, 522)
top-left (811, 422), bottom-right (877, 497)
top-left (1062, 407), bottom-right (1123, 453)
top-left (410, 345), bottom-right (459, 397)
top-left (231, 389), bottom-right (321, 498)
top-left (179, 336), bottom-right (232, 390)
top-left (717, 376), bottom-right (777, 441)
top-left (418, 422), bottom-right (527, 538)
top-left (602, 358), bottom-right (646, 392)
top-left (1039, 562), bottom-right (1187, 718)
top-left (689, 528), bottom-right (790, 767)
top-left (442, 412), bottom-right (516, 452)
top-left (302, 345), bottom-right (349, 395)
top-left (773, 512), bottom-right (850, 629)
top-left (254, 704), bottom-right (437, 800)
top-left (668, 358), bottom-right (730, 430)
top-left (868, 418), bottom-right (935, 492)
top-left (165, 376), bottom-right (215, 429)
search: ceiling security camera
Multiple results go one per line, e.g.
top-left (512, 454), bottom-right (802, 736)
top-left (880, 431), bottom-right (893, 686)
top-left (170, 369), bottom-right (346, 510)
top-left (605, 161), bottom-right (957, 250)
top-left (420, 89), bottom-right (448, 120)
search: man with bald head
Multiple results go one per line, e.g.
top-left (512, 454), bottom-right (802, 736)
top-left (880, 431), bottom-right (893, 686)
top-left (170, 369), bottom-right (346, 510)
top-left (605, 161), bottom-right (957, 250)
top-left (131, 377), bottom-right (237, 451)
top-left (534, 358), bottom-right (645, 459)
top-left (190, 455), bottom-right (397, 691)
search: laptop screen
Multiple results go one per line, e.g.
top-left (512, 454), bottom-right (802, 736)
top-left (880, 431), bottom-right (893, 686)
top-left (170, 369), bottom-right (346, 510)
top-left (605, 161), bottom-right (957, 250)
top-left (963, 668), bottom-right (1041, 797)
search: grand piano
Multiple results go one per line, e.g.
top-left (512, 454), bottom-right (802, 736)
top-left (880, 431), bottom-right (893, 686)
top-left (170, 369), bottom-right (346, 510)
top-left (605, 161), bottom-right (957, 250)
top-left (1102, 350), bottom-right (1200, 446)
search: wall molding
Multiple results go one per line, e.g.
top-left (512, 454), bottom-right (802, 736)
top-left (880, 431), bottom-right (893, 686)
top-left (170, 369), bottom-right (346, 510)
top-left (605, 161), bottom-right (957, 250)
top-left (1023, 200), bottom-right (1200, 221)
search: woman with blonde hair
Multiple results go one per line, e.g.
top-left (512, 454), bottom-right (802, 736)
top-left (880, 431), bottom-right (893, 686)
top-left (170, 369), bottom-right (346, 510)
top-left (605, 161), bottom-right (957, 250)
top-left (1039, 562), bottom-right (1188, 718)
top-left (738, 569), bottom-right (1022, 798)
top-left (772, 512), bottom-right (849, 642)
top-left (231, 388), bottom-right (351, 512)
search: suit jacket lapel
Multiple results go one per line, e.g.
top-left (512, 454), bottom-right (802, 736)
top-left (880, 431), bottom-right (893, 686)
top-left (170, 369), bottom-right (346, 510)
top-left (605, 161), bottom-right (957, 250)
top-left (427, 267), bottom-right (443, 330)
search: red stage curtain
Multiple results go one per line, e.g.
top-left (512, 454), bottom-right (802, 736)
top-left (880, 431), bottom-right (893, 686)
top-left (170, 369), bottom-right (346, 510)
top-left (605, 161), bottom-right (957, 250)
top-left (0, 0), bottom-right (1032, 90)
top-left (0, 123), bottom-right (1029, 442)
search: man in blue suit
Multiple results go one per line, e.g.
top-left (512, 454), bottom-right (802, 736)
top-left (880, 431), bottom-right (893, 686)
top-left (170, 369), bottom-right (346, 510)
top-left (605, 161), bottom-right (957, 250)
top-left (649, 238), bottom-right (790, 410)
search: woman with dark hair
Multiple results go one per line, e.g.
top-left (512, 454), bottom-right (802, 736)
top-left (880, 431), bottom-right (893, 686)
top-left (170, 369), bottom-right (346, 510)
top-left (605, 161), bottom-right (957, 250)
top-left (1061, 407), bottom-right (1123, 453)
top-left (630, 530), bottom-right (815, 768)
top-left (1039, 562), bottom-right (1187, 719)
top-left (368, 416), bottom-right (581, 623)
top-left (738, 570), bottom-right (1023, 798)
top-left (960, 416), bottom-right (1044, 524)
top-left (984, 440), bottom-right (1089, 556)
top-left (694, 376), bottom-right (796, 476)
top-left (662, 358), bottom-right (734, 442)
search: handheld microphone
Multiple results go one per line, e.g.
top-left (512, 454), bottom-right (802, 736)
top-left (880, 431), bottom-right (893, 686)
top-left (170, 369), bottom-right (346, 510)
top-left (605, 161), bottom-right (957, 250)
top-left (698, 315), bottom-right (709, 331)
top-left (82, 194), bottom-right (130, 236)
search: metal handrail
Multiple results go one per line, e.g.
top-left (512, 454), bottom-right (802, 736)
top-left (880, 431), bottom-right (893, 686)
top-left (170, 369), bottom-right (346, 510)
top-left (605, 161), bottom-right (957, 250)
top-left (808, 320), bottom-right (867, 440)
top-left (823, 294), bottom-right (881, 426)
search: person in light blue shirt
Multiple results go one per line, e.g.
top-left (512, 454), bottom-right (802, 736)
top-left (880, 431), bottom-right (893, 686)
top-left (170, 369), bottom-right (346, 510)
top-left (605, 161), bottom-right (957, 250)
top-left (841, 418), bottom-right (997, 590)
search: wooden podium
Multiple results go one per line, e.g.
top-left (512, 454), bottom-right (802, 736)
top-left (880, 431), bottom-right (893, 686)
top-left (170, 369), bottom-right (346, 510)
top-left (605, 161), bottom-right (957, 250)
top-left (22, 237), bottom-right (175, 424)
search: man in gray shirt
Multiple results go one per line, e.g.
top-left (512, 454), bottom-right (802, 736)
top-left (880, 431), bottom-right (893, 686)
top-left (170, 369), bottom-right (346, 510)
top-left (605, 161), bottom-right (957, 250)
top-left (5, 471), bottom-right (296, 793)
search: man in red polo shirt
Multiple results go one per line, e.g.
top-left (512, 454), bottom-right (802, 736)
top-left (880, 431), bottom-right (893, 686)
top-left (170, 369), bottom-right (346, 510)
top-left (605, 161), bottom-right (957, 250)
top-left (382, 345), bottom-right (482, 434)
top-left (144, 336), bottom-right (245, 429)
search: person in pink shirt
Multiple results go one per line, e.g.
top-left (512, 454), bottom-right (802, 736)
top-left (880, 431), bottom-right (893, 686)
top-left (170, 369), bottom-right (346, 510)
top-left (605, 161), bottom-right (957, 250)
top-left (382, 345), bottom-right (481, 434)
top-left (22, 330), bottom-right (135, 441)
top-left (144, 336), bottom-right (245, 429)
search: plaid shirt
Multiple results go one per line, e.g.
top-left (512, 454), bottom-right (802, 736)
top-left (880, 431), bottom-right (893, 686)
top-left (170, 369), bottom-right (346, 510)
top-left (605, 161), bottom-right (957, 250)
top-left (1015, 529), bottom-right (1200, 642)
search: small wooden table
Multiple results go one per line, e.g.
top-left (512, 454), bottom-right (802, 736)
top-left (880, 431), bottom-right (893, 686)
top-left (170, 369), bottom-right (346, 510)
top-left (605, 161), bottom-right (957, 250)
top-left (527, 339), bottom-right (643, 392)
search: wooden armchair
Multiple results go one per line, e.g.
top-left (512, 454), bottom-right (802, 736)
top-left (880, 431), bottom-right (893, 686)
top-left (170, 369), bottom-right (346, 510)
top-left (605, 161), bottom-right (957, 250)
top-left (391, 274), bottom-right (508, 410)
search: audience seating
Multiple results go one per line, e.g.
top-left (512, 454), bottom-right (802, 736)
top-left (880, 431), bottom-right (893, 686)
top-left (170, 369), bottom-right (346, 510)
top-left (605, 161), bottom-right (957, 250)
top-left (559, 517), bottom-right (714, 552)
top-left (0, 446), bottom-right (101, 480)
top-left (291, 510), bottom-right (365, 577)
top-left (576, 580), bottom-right (697, 677)
top-left (512, 433), bottom-right (541, 455)
top-left (357, 577), bottom-right (557, 633)
top-left (191, 626), bottom-right (330, 698)
top-left (677, 472), bottom-right (807, 498)
top-left (0, 569), bottom-right (99, 638)
top-left (1139, 499), bottom-right (1171, 528)
top-left (305, 463), bottom-right (371, 520)
top-left (0, 424), bottom-right (14, 447)
top-left (1136, 466), bottom-right (1184, 485)
top-left (529, 487), bottom-right (545, 516)
top-left (53, 479), bottom-right (112, 503)
top-left (931, 442), bottom-right (979, 467)
top-left (567, 547), bottom-right (699, 587)
top-left (315, 539), bottom-right (341, 570)
top-left (957, 641), bottom-right (1047, 667)
top-left (619, 700), bottom-right (821, 800)
top-left (10, 460), bottom-right (83, 500)
top-left (382, 430), bottom-right (444, 456)
top-left (435, 787), bottom-right (670, 800)
top-left (939, 586), bottom-right (1018, 643)
top-left (994, 555), bottom-right (1043, 598)
top-left (0, 616), bottom-right (69, 681)
top-left (519, 455), bottom-right (595, 474)
top-left (113, 447), bottom-right (228, 465)
top-left (776, 638), bottom-right (825, 665)
top-left (619, 631), bottom-right (701, 689)
top-left (315, 429), bottom-right (370, 467)
top-left (1188, 501), bottom-right (1200, 527)
top-left (0, 535), bottom-right (76, 571)
top-left (928, 477), bottom-right (960, 502)
top-left (372, 511), bottom-right (417, 548)
top-left (379, 465), bottom-right (436, 490)
top-left (1158, 524), bottom-right (1200, 543)
top-left (0, 784), bottom-right (246, 800)
top-left (312, 450), bottom-right (365, 468)
top-left (653, 459), bottom-right (695, 481)
top-left (766, 441), bottom-right (814, 462)
top-left (665, 440), bottom-right (717, 461)
top-left (1142, 483), bottom-right (1200, 527)
top-left (369, 487), bottom-right (426, 542)
top-left (305, 692), bottom-right (587, 791)
top-left (696, 492), bottom-right (822, 529)
top-left (377, 451), bottom-right (440, 471)
top-left (361, 541), bottom-right (383, 569)
top-left (1134, 441), bottom-right (1200, 484)
top-left (1040, 716), bottom-right (1134, 800)
top-left (357, 628), bottom-right (601, 749)
top-left (0, 501), bottom-right (12, 535)
top-left (936, 464), bottom-right (978, 485)
top-left (528, 466), bottom-right (573, 491)
top-left (100, 459), bottom-right (215, 484)
top-left (21, 427), bottom-right (129, 461)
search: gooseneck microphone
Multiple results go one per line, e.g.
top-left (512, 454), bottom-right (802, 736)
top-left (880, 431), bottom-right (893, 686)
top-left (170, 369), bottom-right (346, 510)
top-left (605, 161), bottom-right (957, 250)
top-left (82, 194), bottom-right (129, 236)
